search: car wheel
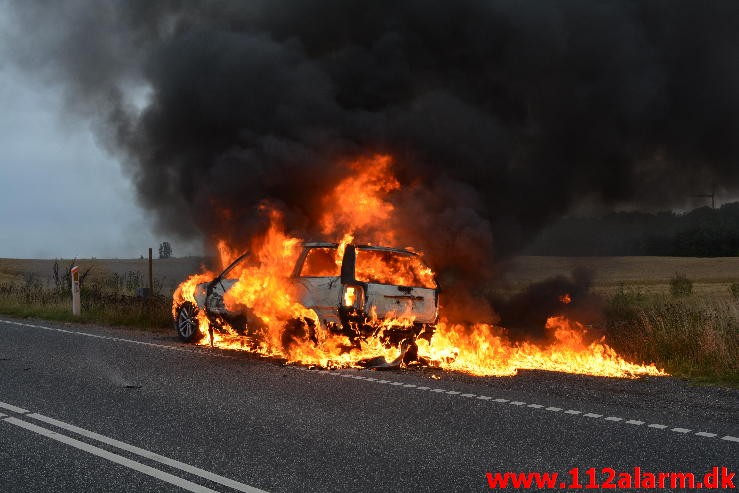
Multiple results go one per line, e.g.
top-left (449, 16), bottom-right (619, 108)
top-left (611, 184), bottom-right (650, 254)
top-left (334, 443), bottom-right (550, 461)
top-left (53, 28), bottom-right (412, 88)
top-left (175, 302), bottom-right (204, 343)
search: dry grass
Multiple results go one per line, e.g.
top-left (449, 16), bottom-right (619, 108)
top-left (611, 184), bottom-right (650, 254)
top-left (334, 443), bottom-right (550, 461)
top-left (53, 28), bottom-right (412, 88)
top-left (0, 257), bottom-right (204, 295)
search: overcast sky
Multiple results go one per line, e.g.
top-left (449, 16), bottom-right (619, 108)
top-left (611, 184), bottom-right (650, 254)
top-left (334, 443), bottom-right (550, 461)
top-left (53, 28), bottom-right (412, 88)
top-left (0, 60), bottom-right (200, 259)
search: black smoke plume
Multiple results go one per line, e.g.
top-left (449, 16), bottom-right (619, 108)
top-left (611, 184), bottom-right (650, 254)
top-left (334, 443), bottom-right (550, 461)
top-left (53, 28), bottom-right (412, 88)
top-left (4, 1), bottom-right (739, 324)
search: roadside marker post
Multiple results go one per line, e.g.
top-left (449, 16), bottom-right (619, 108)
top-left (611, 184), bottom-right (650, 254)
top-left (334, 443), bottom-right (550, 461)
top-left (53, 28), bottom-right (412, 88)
top-left (71, 266), bottom-right (81, 316)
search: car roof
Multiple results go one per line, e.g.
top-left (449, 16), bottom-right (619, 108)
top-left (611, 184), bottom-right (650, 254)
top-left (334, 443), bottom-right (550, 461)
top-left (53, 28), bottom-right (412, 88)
top-left (301, 242), bottom-right (418, 256)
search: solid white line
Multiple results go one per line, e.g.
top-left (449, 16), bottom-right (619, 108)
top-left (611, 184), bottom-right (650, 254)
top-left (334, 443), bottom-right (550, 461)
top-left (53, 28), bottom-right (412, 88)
top-left (0, 401), bottom-right (29, 414)
top-left (3, 417), bottom-right (220, 493)
top-left (26, 413), bottom-right (265, 493)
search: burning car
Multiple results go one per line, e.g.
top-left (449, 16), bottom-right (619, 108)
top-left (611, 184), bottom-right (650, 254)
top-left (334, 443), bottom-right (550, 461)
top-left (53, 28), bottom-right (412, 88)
top-left (174, 242), bottom-right (439, 350)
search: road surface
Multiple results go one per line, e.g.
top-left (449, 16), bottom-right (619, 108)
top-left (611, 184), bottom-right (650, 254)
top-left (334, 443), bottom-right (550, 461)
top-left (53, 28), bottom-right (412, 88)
top-left (0, 317), bottom-right (736, 492)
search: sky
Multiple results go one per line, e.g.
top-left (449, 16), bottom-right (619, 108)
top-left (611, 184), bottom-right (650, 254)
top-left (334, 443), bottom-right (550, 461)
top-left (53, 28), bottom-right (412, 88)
top-left (0, 63), bottom-right (190, 259)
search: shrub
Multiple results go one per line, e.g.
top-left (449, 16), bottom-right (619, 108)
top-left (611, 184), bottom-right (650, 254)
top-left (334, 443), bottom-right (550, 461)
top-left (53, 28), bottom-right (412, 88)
top-left (730, 282), bottom-right (739, 299)
top-left (670, 273), bottom-right (693, 297)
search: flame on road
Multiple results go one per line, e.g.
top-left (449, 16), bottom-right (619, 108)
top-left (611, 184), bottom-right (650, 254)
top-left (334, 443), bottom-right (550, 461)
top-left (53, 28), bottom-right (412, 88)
top-left (173, 154), bottom-right (666, 378)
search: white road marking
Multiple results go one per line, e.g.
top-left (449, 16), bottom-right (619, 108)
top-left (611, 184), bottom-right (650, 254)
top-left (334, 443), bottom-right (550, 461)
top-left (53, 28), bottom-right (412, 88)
top-left (695, 432), bottom-right (717, 438)
top-left (26, 413), bottom-right (264, 492)
top-left (3, 417), bottom-right (225, 493)
top-left (402, 384), bottom-right (417, 388)
top-left (4, 319), bottom-right (735, 446)
top-left (476, 396), bottom-right (492, 400)
top-left (0, 401), bottom-right (29, 414)
top-left (0, 413), bottom-right (6, 418)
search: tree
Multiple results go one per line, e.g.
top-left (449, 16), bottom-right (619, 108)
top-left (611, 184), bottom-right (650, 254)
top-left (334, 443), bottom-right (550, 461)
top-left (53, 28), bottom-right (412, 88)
top-left (158, 241), bottom-right (172, 259)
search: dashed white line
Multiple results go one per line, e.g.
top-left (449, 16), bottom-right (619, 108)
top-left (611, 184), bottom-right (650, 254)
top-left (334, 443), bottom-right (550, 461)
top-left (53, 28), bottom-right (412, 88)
top-left (4, 319), bottom-right (735, 446)
top-left (671, 428), bottom-right (691, 433)
top-left (477, 396), bottom-right (492, 400)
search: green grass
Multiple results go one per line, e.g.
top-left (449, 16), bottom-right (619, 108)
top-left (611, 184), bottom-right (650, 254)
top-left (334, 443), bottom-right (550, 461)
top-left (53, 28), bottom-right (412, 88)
top-left (604, 286), bottom-right (739, 386)
top-left (0, 279), bottom-right (172, 331)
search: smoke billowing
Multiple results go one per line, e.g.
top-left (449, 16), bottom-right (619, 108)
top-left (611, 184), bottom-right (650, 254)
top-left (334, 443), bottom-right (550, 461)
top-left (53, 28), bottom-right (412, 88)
top-left (4, 1), bottom-right (739, 324)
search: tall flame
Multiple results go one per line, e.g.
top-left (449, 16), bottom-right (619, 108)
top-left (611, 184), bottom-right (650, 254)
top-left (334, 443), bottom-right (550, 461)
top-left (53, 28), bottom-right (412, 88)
top-left (173, 154), bottom-right (666, 378)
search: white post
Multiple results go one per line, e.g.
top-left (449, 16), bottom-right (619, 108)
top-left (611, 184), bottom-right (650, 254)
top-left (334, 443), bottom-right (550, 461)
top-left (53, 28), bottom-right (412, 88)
top-left (71, 265), bottom-right (81, 316)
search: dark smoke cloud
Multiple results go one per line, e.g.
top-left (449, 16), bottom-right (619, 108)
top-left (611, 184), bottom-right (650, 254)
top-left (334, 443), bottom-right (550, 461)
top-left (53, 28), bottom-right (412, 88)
top-left (4, 0), bottom-right (739, 322)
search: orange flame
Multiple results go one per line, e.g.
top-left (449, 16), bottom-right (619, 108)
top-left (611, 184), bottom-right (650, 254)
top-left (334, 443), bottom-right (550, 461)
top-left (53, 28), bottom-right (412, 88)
top-left (173, 155), bottom-right (666, 379)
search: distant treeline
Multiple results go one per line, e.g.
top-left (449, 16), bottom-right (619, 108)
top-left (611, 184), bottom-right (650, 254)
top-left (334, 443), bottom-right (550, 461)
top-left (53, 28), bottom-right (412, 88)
top-left (525, 202), bottom-right (739, 257)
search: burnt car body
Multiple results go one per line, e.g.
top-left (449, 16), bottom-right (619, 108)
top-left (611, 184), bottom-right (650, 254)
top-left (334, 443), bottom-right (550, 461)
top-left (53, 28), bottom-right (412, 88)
top-left (174, 242), bottom-right (439, 346)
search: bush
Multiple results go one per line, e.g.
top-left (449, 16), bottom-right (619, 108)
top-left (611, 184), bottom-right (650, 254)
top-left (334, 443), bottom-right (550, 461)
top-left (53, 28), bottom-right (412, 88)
top-left (730, 282), bottom-right (739, 299)
top-left (670, 273), bottom-right (693, 297)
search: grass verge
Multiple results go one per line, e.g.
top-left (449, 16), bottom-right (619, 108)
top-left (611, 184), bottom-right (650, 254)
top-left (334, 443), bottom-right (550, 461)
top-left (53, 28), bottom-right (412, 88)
top-left (0, 283), bottom-right (171, 330)
top-left (605, 286), bottom-right (739, 386)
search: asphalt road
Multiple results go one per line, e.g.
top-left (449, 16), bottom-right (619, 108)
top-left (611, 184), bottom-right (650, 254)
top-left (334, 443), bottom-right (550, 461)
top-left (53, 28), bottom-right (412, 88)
top-left (0, 317), bottom-right (736, 492)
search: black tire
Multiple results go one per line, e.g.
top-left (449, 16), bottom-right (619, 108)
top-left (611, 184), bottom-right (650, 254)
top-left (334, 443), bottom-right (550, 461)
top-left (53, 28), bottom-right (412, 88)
top-left (174, 302), bottom-right (204, 343)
